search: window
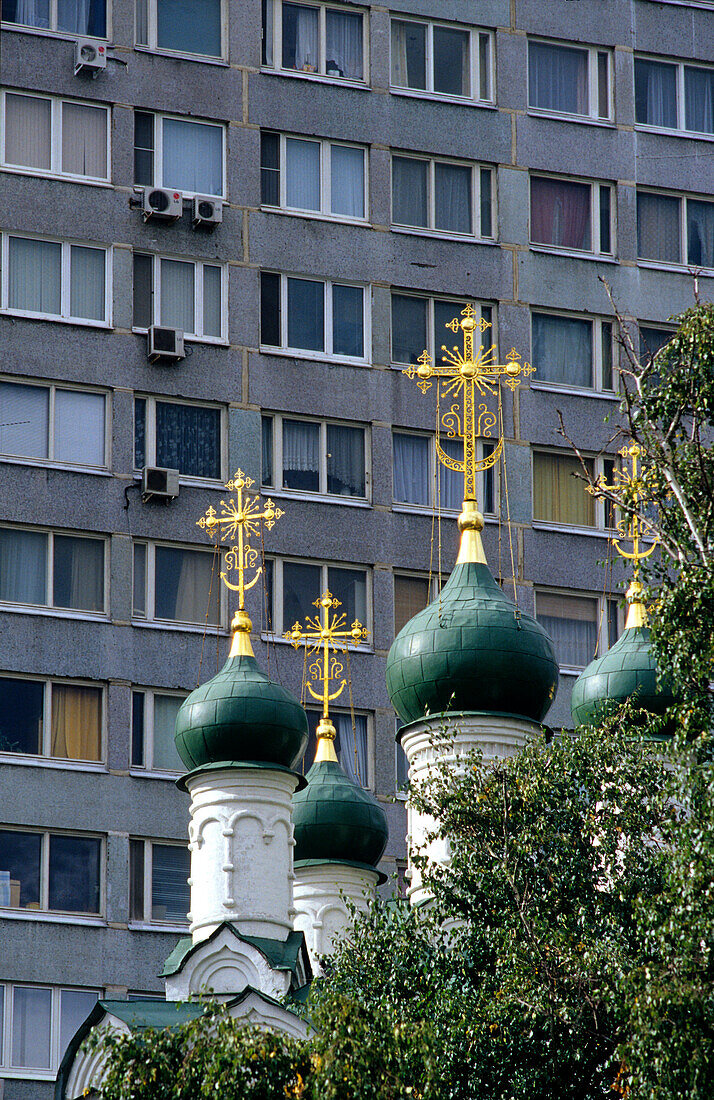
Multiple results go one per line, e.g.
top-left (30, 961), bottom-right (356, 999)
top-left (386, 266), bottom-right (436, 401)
top-left (0, 677), bottom-right (102, 762)
top-left (263, 0), bottom-right (365, 82)
top-left (303, 709), bottom-right (369, 787)
top-left (391, 293), bottom-right (493, 366)
top-left (1, 234), bottom-right (109, 324)
top-left (638, 324), bottom-right (673, 363)
top-left (536, 590), bottom-right (621, 671)
top-left (528, 40), bottom-right (611, 120)
top-left (530, 176), bottom-right (613, 255)
top-left (1, 91), bottom-right (109, 181)
top-left (390, 18), bottom-right (493, 103)
top-left (393, 572), bottom-right (440, 635)
top-left (0, 381), bottom-right (107, 467)
top-left (134, 111), bottom-right (225, 197)
top-left (395, 726), bottom-right (409, 795)
top-left (635, 56), bottom-right (714, 135)
top-left (0, 527), bottom-right (105, 613)
top-left (131, 689), bottom-right (186, 773)
top-left (392, 431), bottom-right (495, 515)
top-left (264, 558), bottom-right (369, 636)
top-left (260, 132), bottom-right (366, 220)
top-left (136, 0), bottom-right (223, 58)
top-left (0, 984), bottom-right (98, 1077)
top-left (134, 397), bottom-right (223, 481)
top-left (260, 272), bottom-right (366, 360)
top-left (1, 0), bottom-right (106, 36)
top-left (530, 312), bottom-right (614, 392)
top-left (0, 829), bottom-right (101, 915)
top-left (133, 541), bottom-right (222, 627)
top-left (261, 414), bottom-right (367, 499)
top-left (637, 190), bottom-right (714, 270)
top-left (129, 840), bottom-right (190, 924)
top-left (132, 253), bottom-right (225, 342)
top-left (532, 451), bottom-right (614, 529)
top-left (392, 155), bottom-right (494, 238)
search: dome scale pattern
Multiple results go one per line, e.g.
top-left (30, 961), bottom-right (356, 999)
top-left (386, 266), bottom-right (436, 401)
top-left (571, 625), bottom-right (675, 729)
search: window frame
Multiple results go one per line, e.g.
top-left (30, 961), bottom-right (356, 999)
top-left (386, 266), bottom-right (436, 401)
top-left (0, 233), bottom-right (112, 327)
top-left (636, 187), bottom-right (714, 273)
top-left (535, 587), bottom-right (624, 674)
top-left (526, 37), bottom-right (613, 122)
top-left (0, 376), bottom-right (110, 471)
top-left (531, 449), bottom-right (615, 534)
top-left (303, 705), bottom-right (373, 788)
top-left (264, 556), bottom-right (372, 640)
top-left (0, 0), bottom-right (109, 39)
top-left (391, 428), bottom-right (496, 517)
top-left (0, 524), bottom-right (108, 618)
top-left (0, 827), bottom-right (104, 919)
top-left (132, 539), bottom-right (227, 630)
top-left (529, 173), bottom-right (615, 258)
top-left (261, 412), bottom-right (370, 504)
top-left (0, 982), bottom-right (100, 1080)
top-left (262, 0), bottom-right (368, 85)
top-left (391, 153), bottom-right (495, 241)
top-left (0, 674), bottom-right (105, 767)
top-left (133, 394), bottom-right (226, 484)
top-left (390, 292), bottom-right (494, 367)
top-left (132, 251), bottom-right (227, 343)
top-left (528, 310), bottom-right (617, 396)
top-left (129, 838), bottom-right (190, 928)
top-left (260, 271), bottom-right (370, 363)
top-left (0, 89), bottom-right (111, 184)
top-left (134, 0), bottom-right (227, 61)
top-left (133, 110), bottom-right (227, 199)
top-left (634, 52), bottom-right (714, 137)
top-left (389, 16), bottom-right (494, 106)
top-left (130, 686), bottom-right (189, 776)
top-left (260, 130), bottom-right (369, 222)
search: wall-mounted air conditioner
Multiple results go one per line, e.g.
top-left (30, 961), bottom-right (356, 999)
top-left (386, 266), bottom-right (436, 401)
top-left (141, 467), bottom-right (180, 501)
top-left (192, 195), bottom-right (223, 229)
top-left (74, 39), bottom-right (107, 76)
top-left (147, 326), bottom-right (185, 363)
top-left (141, 187), bottom-right (182, 222)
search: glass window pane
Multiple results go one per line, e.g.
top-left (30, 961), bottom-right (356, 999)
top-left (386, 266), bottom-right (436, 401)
top-left (160, 259), bottom-right (195, 334)
top-left (394, 574), bottom-right (430, 634)
top-left (156, 0), bottom-right (222, 57)
top-left (282, 2), bottom-right (318, 72)
top-left (287, 277), bottom-right (324, 351)
top-left (62, 102), bottom-right (107, 178)
top-left (639, 326), bottom-right (672, 363)
top-left (537, 591), bottom-right (598, 669)
top-left (325, 9), bottom-right (363, 80)
top-left (531, 177), bottom-right (591, 251)
top-left (391, 294), bottom-right (427, 364)
top-left (635, 59), bottom-right (678, 128)
top-left (433, 26), bottom-right (469, 97)
top-left (12, 987), bottom-right (51, 1069)
top-left (151, 844), bottom-right (190, 922)
top-left (260, 131), bottom-right (280, 205)
top-left (528, 42), bottom-right (588, 114)
top-left (685, 66), bottom-right (714, 135)
top-left (327, 424), bottom-right (365, 497)
top-left (4, 0), bottom-right (49, 26)
top-left (155, 402), bottom-right (221, 479)
top-left (391, 19), bottom-right (426, 89)
top-left (70, 245), bottom-right (106, 321)
top-left (438, 436), bottom-right (463, 511)
top-left (283, 560), bottom-right (320, 628)
top-left (478, 33), bottom-right (491, 100)
top-left (51, 684), bottom-right (101, 761)
top-left (330, 144), bottom-right (364, 218)
top-left (332, 283), bottom-right (364, 358)
top-left (392, 156), bottom-right (428, 227)
top-left (334, 711), bottom-right (368, 786)
top-left (433, 299), bottom-right (467, 349)
top-left (0, 528), bottom-right (47, 605)
top-left (282, 419), bottom-right (319, 492)
top-left (155, 546), bottom-right (219, 625)
top-left (60, 990), bottom-right (98, 1058)
top-left (162, 118), bottom-right (223, 196)
top-left (129, 838), bottom-right (144, 919)
top-left (686, 199), bottom-right (714, 268)
top-left (4, 93), bottom-right (51, 170)
top-left (260, 271), bottom-right (280, 346)
top-left (533, 452), bottom-right (595, 527)
top-left (133, 253), bottom-right (153, 330)
top-left (532, 313), bottom-right (593, 388)
top-left (53, 535), bottom-right (104, 612)
top-left (597, 52), bottom-right (610, 119)
top-left (393, 433), bottom-right (430, 505)
top-left (54, 390), bottom-right (105, 466)
top-left (152, 695), bottom-right (184, 771)
top-left (0, 381), bottom-right (49, 459)
top-left (0, 830), bottom-right (41, 908)
top-left (203, 265), bottom-right (222, 338)
top-left (599, 185), bottom-right (611, 254)
top-left (0, 678), bottom-right (43, 755)
top-left (262, 416), bottom-right (273, 486)
top-left (57, 0), bottom-right (106, 35)
top-left (48, 834), bottom-right (101, 913)
top-left (637, 192), bottom-right (681, 263)
top-left (285, 137), bottom-right (320, 210)
top-left (8, 236), bottom-right (61, 316)
top-left (480, 167), bottom-right (492, 237)
top-left (434, 162), bottom-right (472, 234)
top-left (131, 691), bottom-right (145, 767)
top-left (328, 567), bottom-right (367, 626)
top-left (134, 111), bottom-right (154, 185)
top-left (133, 543), bottom-right (147, 617)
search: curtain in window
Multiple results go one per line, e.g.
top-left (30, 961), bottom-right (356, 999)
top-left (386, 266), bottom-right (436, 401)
top-left (330, 144), bottom-right (364, 218)
top-left (392, 157), bottom-right (428, 227)
top-left (162, 118), bottom-right (222, 195)
top-left (136, 0), bottom-right (148, 42)
top-left (69, 245), bottom-right (105, 321)
top-left (51, 684), bottom-right (101, 760)
top-left (287, 277), bottom-right (324, 351)
top-left (158, 546), bottom-right (219, 624)
top-left (59, 992), bottom-right (98, 1061)
top-left (685, 67), bottom-right (714, 134)
top-left (12, 987), bottom-right (51, 1069)
top-left (0, 528), bottom-right (47, 605)
top-left (329, 567), bottom-right (366, 625)
top-left (332, 283), bottom-right (363, 357)
top-left (393, 433), bottom-right (430, 504)
top-left (48, 834), bottom-right (100, 912)
top-left (202, 265), bottom-right (222, 338)
top-left (438, 436), bottom-right (463, 510)
top-left (687, 199), bottom-right (714, 268)
top-left (537, 592), bottom-right (597, 669)
top-left (529, 43), bottom-right (588, 114)
top-left (391, 294), bottom-right (427, 364)
top-left (152, 695), bottom-right (184, 771)
top-left (62, 102), bottom-right (107, 178)
top-left (151, 845), bottom-right (190, 921)
top-left (327, 424), bottom-right (364, 496)
top-left (285, 137), bottom-right (320, 210)
top-left (283, 561), bottom-right (320, 627)
top-left (394, 575), bottom-right (430, 634)
top-left (637, 192), bottom-right (681, 262)
top-left (283, 419), bottom-right (320, 491)
top-left (282, 3), bottom-right (318, 71)
top-left (4, 93), bottom-right (51, 170)
top-left (326, 9), bottom-right (362, 79)
top-left (434, 162), bottom-right (471, 234)
top-left (156, 402), bottom-right (220, 478)
top-left (55, 389), bottom-right (105, 466)
top-left (531, 178), bottom-right (591, 250)
top-left (0, 382), bottom-right (48, 459)
top-left (160, 259), bottom-right (195, 333)
top-left (156, 0), bottom-right (221, 57)
top-left (53, 535), bottom-right (104, 611)
top-left (532, 313), bottom-right (593, 387)
top-left (533, 453), bottom-right (594, 526)
top-left (8, 237), bottom-right (61, 315)
top-left (433, 26), bottom-right (469, 97)
top-left (57, 0), bottom-right (99, 34)
top-left (12, 0), bottom-right (49, 27)
top-left (261, 417), bottom-right (273, 485)
top-left (390, 20), bottom-right (425, 89)
top-left (634, 59), bottom-right (677, 127)
top-left (335, 713), bottom-right (368, 786)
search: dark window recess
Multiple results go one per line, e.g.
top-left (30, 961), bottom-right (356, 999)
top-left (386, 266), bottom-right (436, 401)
top-left (480, 168), bottom-right (492, 238)
top-left (260, 132), bottom-right (280, 205)
top-left (261, 416), bottom-right (274, 486)
top-left (134, 398), bottom-right (147, 469)
top-left (261, 272), bottom-right (281, 346)
top-left (133, 254), bottom-right (153, 330)
top-left (0, 678), bottom-right (43, 755)
top-left (131, 691), bottom-right (145, 767)
top-left (134, 112), bottom-right (155, 186)
top-left (129, 839), bottom-right (144, 920)
top-left (48, 834), bottom-right (101, 913)
top-left (0, 830), bottom-right (41, 907)
top-left (599, 186), bottom-right (611, 254)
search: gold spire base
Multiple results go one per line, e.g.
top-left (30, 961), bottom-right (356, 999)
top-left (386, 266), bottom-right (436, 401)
top-left (228, 608), bottom-right (255, 657)
top-left (456, 500), bottom-right (487, 565)
top-left (625, 579), bottom-right (647, 629)
top-left (314, 717), bottom-right (338, 763)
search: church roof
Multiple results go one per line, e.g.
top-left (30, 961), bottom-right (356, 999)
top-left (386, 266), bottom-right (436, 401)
top-left (293, 759), bottom-right (388, 875)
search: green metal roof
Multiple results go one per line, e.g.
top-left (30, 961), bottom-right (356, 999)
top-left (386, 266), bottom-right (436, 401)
top-left (161, 923), bottom-right (307, 978)
top-left (571, 625), bottom-right (676, 729)
top-left (292, 759), bottom-right (389, 868)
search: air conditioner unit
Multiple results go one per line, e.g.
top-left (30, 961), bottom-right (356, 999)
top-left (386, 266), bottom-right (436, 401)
top-left (142, 466), bottom-right (179, 501)
top-left (74, 39), bottom-right (107, 76)
top-left (147, 325), bottom-right (185, 363)
top-left (141, 187), bottom-right (182, 222)
top-left (192, 195), bottom-right (223, 229)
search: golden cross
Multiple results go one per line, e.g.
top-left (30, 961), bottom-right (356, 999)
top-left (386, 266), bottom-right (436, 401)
top-left (285, 590), bottom-right (368, 756)
top-left (196, 469), bottom-right (283, 650)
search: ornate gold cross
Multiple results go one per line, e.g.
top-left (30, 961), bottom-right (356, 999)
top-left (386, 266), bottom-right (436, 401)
top-left (196, 469), bottom-right (284, 652)
top-left (285, 590), bottom-right (368, 759)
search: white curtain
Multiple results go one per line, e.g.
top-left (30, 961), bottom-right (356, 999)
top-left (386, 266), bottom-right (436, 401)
top-left (390, 19), bottom-right (425, 89)
top-left (62, 102), bottom-right (107, 178)
top-left (393, 433), bottom-right (430, 505)
top-left (160, 259), bottom-right (195, 333)
top-left (54, 389), bottom-right (105, 465)
top-left (202, 265), bottom-right (222, 338)
top-left (392, 156), bottom-right (427, 227)
top-left (433, 26), bottom-right (469, 97)
top-left (59, 992), bottom-right (98, 1061)
top-left (687, 200), bottom-right (714, 268)
top-left (8, 237), bottom-right (61, 316)
top-left (438, 437), bottom-right (463, 511)
top-left (284, 3), bottom-right (318, 71)
top-left (57, 0), bottom-right (90, 33)
top-left (135, 0), bottom-right (148, 43)
top-left (532, 313), bottom-right (592, 388)
top-left (335, 713), bottom-right (368, 786)
top-left (12, 987), bottom-right (52, 1069)
top-left (285, 137), bottom-right (320, 210)
top-left (325, 9), bottom-right (362, 79)
top-left (529, 42), bottom-right (588, 113)
top-left (637, 193), bottom-right (681, 262)
top-left (69, 245), bottom-right (105, 321)
top-left (685, 67), bottom-right (714, 134)
top-left (537, 592), bottom-right (597, 670)
top-left (283, 419), bottom-right (319, 486)
top-left (0, 528), bottom-right (47, 605)
top-left (332, 283), bottom-right (363, 358)
top-left (635, 59), bottom-right (677, 127)
top-left (14, 0), bottom-right (49, 27)
top-left (53, 535), bottom-right (104, 611)
top-left (158, 546), bottom-right (218, 624)
top-left (330, 144), bottom-right (364, 218)
top-left (434, 162), bottom-right (471, 234)
top-left (152, 695), bottom-right (184, 771)
top-left (391, 294), bottom-right (427, 364)
top-left (4, 93), bottom-right (51, 170)
top-left (0, 382), bottom-right (48, 459)
top-left (162, 118), bottom-right (222, 195)
top-left (326, 424), bottom-right (364, 496)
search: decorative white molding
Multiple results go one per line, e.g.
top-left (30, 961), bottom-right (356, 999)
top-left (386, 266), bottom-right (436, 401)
top-left (293, 863), bottom-right (379, 975)
top-left (164, 925), bottom-right (292, 1002)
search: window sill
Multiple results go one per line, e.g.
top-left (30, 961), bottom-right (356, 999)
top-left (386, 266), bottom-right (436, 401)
top-left (530, 380), bottom-right (620, 401)
top-left (132, 328), bottom-right (228, 347)
top-left (1, 309), bottom-right (111, 329)
top-left (128, 919), bottom-right (190, 933)
top-left (129, 768), bottom-right (182, 781)
top-left (527, 109), bottom-right (615, 128)
top-left (134, 44), bottom-right (228, 66)
top-left (132, 471), bottom-right (225, 490)
top-left (390, 87), bottom-right (496, 110)
top-left (531, 521), bottom-right (612, 539)
top-left (634, 123), bottom-right (714, 141)
top-left (262, 633), bottom-right (373, 654)
top-left (392, 225), bottom-right (496, 247)
top-left (0, 604), bottom-right (109, 622)
top-left (260, 67), bottom-right (370, 92)
top-left (0, 21), bottom-right (108, 41)
top-left (0, 754), bottom-right (106, 772)
top-left (1, 165), bottom-right (113, 187)
top-left (637, 259), bottom-right (714, 278)
top-left (529, 245), bottom-right (617, 264)
top-left (392, 503), bottom-right (497, 522)
top-left (0, 456), bottom-right (112, 475)
top-left (261, 206), bottom-right (370, 228)
top-left (0, 909), bottom-right (106, 927)
top-left (558, 667), bottom-right (584, 678)
top-left (131, 619), bottom-right (229, 635)
top-left (260, 488), bottom-right (371, 509)
top-left (259, 346), bottom-right (368, 367)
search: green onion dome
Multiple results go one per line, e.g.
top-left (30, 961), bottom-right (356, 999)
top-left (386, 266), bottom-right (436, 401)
top-left (386, 561), bottom-right (559, 724)
top-left (174, 621), bottom-right (308, 771)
